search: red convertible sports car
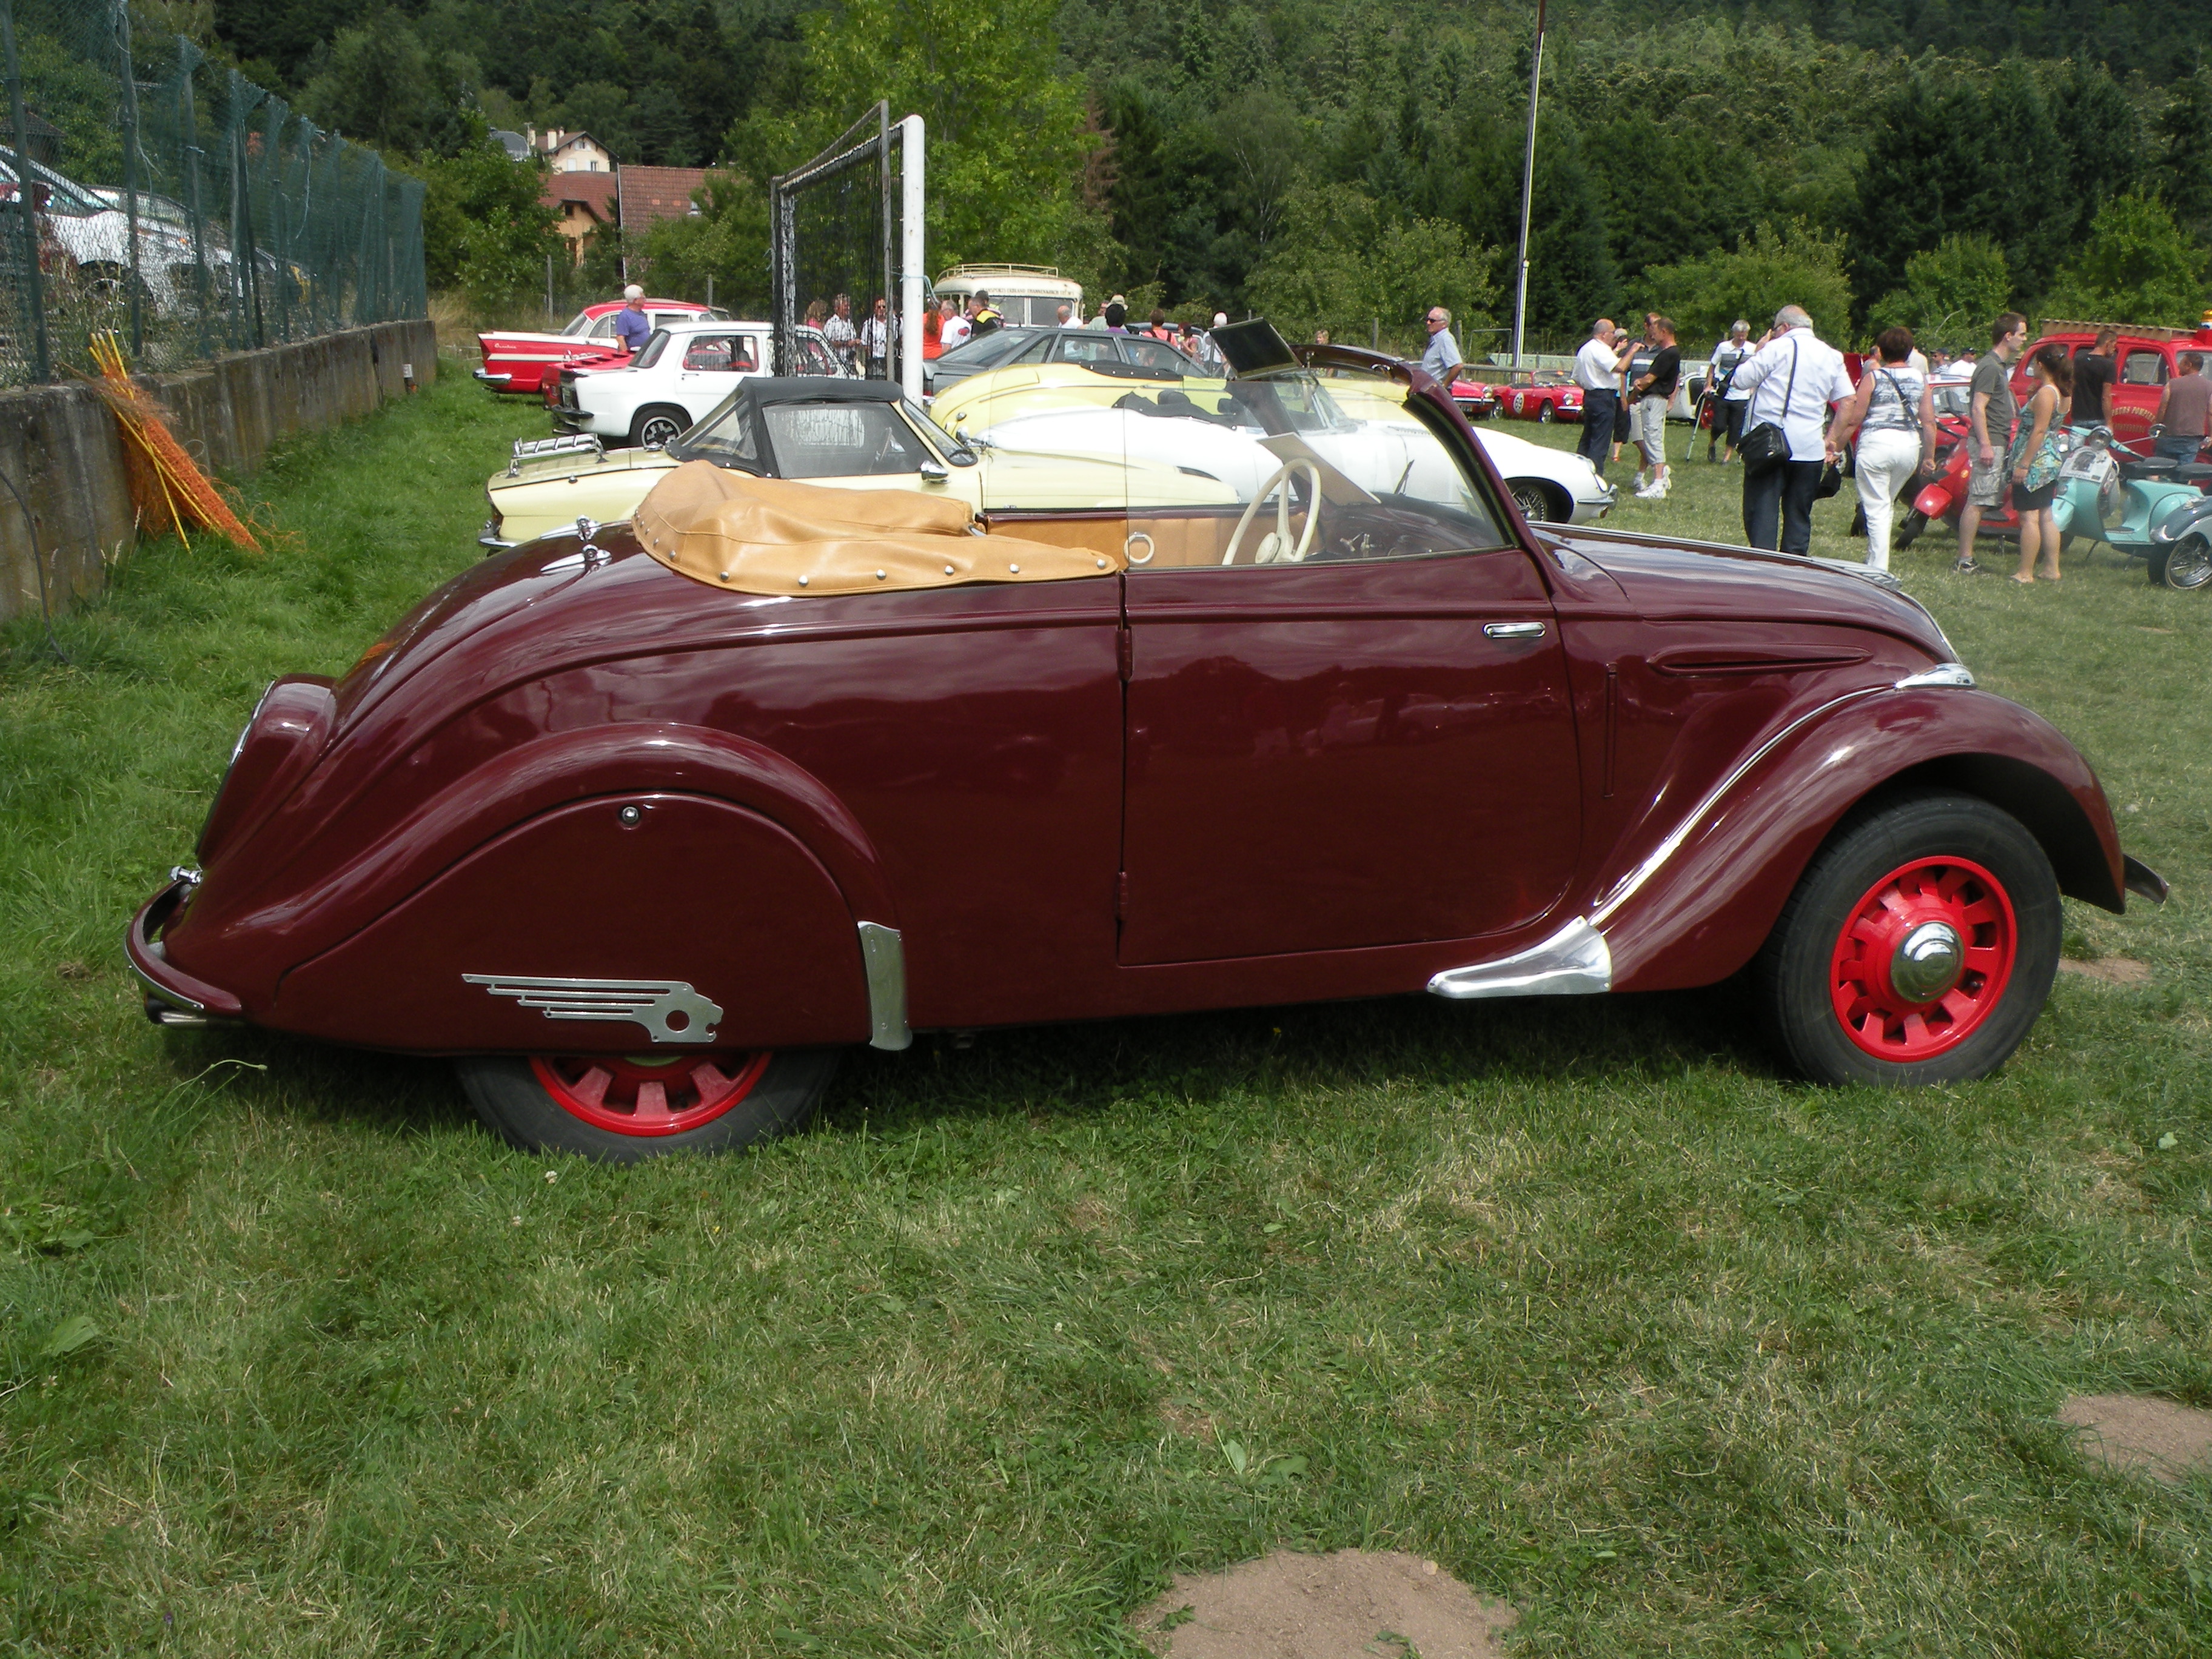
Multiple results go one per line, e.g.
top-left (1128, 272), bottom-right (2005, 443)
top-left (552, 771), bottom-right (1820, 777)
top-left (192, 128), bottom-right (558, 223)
top-left (129, 324), bottom-right (2165, 1162)
top-left (1489, 367), bottom-right (1585, 423)
top-left (476, 299), bottom-right (728, 397)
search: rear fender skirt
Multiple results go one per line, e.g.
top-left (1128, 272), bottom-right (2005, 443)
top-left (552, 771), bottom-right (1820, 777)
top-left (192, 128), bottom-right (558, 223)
top-left (161, 724), bottom-right (897, 1011)
top-left (1593, 686), bottom-right (2126, 993)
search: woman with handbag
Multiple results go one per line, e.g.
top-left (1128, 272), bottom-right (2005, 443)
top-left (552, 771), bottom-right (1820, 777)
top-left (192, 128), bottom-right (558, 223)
top-left (1824, 327), bottom-right (1936, 571)
top-left (2009, 344), bottom-right (2072, 585)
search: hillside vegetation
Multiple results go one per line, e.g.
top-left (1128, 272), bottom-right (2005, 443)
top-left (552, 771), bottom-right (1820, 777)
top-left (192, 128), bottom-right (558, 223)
top-left (198, 0), bottom-right (2212, 343)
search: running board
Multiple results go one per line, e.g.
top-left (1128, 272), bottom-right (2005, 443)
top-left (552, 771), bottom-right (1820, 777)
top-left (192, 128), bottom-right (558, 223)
top-left (1426, 918), bottom-right (1612, 1000)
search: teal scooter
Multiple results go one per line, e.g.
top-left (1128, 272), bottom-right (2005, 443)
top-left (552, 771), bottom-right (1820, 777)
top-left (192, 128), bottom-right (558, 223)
top-left (2054, 426), bottom-right (2212, 589)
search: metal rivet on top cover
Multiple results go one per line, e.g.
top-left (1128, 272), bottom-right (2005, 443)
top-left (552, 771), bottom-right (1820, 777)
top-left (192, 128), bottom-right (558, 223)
top-left (718, 571), bottom-right (730, 581)
top-left (876, 569), bottom-right (886, 580)
top-left (944, 565), bottom-right (954, 575)
top-left (797, 575), bottom-right (808, 586)
top-left (1009, 563), bottom-right (1020, 573)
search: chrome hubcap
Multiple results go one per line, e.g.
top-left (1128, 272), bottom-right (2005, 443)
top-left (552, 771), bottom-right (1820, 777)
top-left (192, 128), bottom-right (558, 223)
top-left (1890, 920), bottom-right (1965, 1004)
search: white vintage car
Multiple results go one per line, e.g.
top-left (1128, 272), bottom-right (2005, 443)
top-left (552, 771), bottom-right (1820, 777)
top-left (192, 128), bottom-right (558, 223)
top-left (552, 320), bottom-right (861, 449)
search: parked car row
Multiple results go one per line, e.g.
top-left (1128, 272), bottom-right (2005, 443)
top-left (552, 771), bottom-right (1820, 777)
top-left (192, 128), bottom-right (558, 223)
top-left (1, 155), bottom-right (247, 316)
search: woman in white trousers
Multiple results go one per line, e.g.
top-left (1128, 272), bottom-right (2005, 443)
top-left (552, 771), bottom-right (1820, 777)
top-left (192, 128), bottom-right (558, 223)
top-left (1827, 326), bottom-right (1938, 571)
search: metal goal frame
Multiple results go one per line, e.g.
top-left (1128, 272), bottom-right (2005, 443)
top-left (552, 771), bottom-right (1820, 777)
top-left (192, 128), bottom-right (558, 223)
top-left (769, 102), bottom-right (926, 399)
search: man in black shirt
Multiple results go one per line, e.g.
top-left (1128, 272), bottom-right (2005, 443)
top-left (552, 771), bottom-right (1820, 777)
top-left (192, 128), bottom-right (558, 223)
top-left (1632, 317), bottom-right (1681, 499)
top-left (2071, 327), bottom-right (2119, 435)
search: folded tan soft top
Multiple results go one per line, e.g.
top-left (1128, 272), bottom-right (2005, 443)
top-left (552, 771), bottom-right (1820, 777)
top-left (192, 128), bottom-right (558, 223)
top-left (632, 461), bottom-right (1124, 595)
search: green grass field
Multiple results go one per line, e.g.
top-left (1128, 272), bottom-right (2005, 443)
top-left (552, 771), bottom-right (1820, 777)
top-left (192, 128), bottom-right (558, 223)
top-left (1, 375), bottom-right (2206, 1655)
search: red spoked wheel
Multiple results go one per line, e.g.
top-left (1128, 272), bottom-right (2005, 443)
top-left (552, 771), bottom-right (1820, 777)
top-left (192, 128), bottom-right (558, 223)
top-left (458, 1048), bottom-right (842, 1162)
top-left (1755, 792), bottom-right (2060, 1087)
top-left (529, 1052), bottom-right (773, 1138)
top-left (1828, 856), bottom-right (2017, 1061)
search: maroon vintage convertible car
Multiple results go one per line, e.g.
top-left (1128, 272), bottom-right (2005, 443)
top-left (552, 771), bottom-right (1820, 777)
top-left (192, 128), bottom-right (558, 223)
top-left (128, 325), bottom-right (2165, 1161)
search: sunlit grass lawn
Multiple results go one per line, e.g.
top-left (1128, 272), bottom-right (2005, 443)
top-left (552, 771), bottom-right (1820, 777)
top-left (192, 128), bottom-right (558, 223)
top-left (1, 377), bottom-right (2207, 1655)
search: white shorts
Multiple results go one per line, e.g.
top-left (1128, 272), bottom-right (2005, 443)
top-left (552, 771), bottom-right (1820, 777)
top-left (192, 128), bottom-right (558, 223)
top-left (1634, 394), bottom-right (1669, 454)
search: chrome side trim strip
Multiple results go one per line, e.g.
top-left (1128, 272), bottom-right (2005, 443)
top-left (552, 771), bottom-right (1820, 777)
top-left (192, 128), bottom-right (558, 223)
top-left (1895, 662), bottom-right (1975, 689)
top-left (1589, 685), bottom-right (1888, 928)
top-left (1427, 917), bottom-right (1612, 1000)
top-left (462, 975), bottom-right (724, 1044)
top-left (857, 922), bottom-right (912, 1051)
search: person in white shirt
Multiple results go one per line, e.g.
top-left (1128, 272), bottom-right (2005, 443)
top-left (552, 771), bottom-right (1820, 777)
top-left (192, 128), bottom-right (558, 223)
top-left (939, 297), bottom-right (972, 352)
top-left (1729, 304), bottom-right (1854, 554)
top-left (1572, 317), bottom-right (1633, 480)
top-left (1706, 320), bottom-right (1755, 463)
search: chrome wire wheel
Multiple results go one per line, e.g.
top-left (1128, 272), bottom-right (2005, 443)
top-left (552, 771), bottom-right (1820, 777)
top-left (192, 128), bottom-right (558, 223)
top-left (2152, 534), bottom-right (2212, 591)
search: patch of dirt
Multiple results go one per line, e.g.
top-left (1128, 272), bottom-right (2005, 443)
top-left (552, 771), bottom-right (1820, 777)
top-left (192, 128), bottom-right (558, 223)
top-left (2137, 626), bottom-right (2176, 635)
top-left (53, 960), bottom-right (93, 980)
top-left (2059, 1393), bottom-right (2212, 1484)
top-left (2059, 956), bottom-right (2153, 986)
top-left (1065, 1196), bottom-right (1114, 1235)
top-left (1131, 1550), bottom-right (1517, 1658)
top-left (1156, 1397), bottom-right (1213, 1439)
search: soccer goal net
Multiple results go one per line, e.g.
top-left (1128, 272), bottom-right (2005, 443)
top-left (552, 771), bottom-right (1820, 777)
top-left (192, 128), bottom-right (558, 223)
top-left (769, 102), bottom-right (924, 397)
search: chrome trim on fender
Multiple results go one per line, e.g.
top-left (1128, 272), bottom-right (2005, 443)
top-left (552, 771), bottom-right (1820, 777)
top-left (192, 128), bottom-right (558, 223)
top-left (1895, 662), bottom-right (1975, 689)
top-left (857, 922), bottom-right (911, 1051)
top-left (1426, 917), bottom-right (1612, 999)
top-left (463, 974), bottom-right (724, 1044)
top-left (1589, 685), bottom-right (1891, 928)
top-left (2123, 855), bottom-right (2169, 907)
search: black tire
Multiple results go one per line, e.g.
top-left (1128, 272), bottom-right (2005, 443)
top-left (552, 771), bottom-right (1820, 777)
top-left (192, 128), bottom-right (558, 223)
top-left (631, 404), bottom-right (691, 451)
top-left (1509, 480), bottom-right (1563, 523)
top-left (2148, 534), bottom-right (2212, 591)
top-left (1752, 791), bottom-right (2060, 1088)
top-left (1537, 402), bottom-right (1555, 424)
top-left (458, 1048), bottom-right (842, 1163)
top-left (1894, 508), bottom-right (1926, 549)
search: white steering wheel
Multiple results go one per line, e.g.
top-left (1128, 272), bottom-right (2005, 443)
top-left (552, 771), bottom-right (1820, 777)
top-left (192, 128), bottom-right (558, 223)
top-left (1221, 459), bottom-right (1322, 566)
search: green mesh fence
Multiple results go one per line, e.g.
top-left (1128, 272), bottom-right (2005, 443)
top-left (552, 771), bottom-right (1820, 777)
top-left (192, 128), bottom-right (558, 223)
top-left (0, 0), bottom-right (424, 387)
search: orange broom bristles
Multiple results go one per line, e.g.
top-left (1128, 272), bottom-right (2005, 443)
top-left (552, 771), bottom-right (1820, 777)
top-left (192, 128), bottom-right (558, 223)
top-left (84, 332), bottom-right (261, 553)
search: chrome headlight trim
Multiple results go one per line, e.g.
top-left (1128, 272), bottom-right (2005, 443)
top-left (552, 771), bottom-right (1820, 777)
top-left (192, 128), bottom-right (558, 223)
top-left (1895, 662), bottom-right (1975, 689)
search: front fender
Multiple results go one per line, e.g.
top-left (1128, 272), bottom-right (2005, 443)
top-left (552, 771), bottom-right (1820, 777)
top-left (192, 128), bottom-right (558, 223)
top-left (1595, 686), bottom-right (2125, 993)
top-left (161, 723), bottom-right (899, 1024)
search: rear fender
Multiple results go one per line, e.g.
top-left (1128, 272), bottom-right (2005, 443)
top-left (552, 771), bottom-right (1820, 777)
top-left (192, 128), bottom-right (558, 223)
top-left (162, 724), bottom-right (897, 1014)
top-left (1596, 687), bottom-right (2125, 992)
top-left (269, 791), bottom-right (871, 1051)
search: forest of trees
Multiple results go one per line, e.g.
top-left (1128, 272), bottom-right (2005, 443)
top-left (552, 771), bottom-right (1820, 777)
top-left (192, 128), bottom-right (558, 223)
top-left (201, 0), bottom-right (2212, 350)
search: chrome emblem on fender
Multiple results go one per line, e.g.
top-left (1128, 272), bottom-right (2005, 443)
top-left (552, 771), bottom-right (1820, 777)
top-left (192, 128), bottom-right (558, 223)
top-left (463, 975), bottom-right (724, 1044)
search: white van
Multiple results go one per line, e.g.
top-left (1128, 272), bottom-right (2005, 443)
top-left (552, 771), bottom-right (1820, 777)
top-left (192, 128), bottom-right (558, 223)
top-left (933, 264), bottom-right (1085, 328)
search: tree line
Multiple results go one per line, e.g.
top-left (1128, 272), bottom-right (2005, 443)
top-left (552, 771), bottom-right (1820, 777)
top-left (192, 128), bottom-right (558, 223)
top-left (202, 0), bottom-right (2212, 350)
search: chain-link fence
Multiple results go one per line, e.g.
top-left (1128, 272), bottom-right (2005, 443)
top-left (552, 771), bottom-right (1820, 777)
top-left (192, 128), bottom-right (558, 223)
top-left (1, 0), bottom-right (424, 388)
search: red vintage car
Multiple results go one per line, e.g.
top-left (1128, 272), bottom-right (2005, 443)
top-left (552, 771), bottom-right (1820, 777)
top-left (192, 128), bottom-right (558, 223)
top-left (1489, 367), bottom-right (1585, 423)
top-left (476, 299), bottom-right (729, 396)
top-left (1447, 373), bottom-right (1498, 420)
top-left (127, 329), bottom-right (2163, 1162)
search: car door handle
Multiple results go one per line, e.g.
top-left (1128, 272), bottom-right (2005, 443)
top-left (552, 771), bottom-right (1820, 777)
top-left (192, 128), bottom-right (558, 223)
top-left (1483, 621), bottom-right (1547, 639)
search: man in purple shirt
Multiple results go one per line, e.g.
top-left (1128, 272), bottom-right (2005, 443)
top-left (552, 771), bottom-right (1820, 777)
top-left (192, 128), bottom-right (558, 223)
top-left (612, 285), bottom-right (652, 354)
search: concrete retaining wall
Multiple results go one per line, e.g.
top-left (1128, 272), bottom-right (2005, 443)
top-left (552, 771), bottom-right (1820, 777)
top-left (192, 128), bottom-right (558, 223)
top-left (0, 318), bottom-right (439, 624)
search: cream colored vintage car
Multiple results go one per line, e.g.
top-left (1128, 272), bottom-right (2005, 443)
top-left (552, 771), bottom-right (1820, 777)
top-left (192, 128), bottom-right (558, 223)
top-left (481, 378), bottom-right (1233, 550)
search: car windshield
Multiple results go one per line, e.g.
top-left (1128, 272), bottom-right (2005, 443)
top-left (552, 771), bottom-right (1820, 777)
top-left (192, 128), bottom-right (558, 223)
top-left (562, 310), bottom-right (598, 337)
top-left (955, 367), bottom-right (1509, 564)
top-left (632, 330), bottom-right (674, 369)
top-left (938, 329), bottom-right (1037, 369)
top-left (0, 158), bottom-right (104, 218)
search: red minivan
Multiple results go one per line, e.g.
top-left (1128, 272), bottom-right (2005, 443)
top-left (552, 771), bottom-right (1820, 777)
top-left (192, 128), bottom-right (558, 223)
top-left (2014, 312), bottom-right (2212, 443)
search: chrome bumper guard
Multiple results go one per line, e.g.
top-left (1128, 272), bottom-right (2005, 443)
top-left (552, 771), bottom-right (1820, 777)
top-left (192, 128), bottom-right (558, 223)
top-left (126, 873), bottom-right (243, 1027)
top-left (473, 368), bottom-right (512, 386)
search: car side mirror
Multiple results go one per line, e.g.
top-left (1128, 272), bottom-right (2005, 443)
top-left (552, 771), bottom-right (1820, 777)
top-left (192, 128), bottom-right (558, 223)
top-left (919, 459), bottom-right (948, 483)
